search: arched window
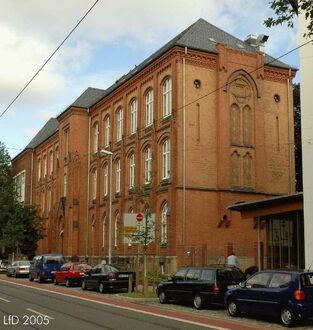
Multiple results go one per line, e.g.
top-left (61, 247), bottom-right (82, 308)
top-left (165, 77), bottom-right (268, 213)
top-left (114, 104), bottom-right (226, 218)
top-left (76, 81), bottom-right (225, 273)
top-left (114, 213), bottom-right (119, 247)
top-left (103, 163), bottom-right (108, 197)
top-left (230, 152), bottom-right (240, 187)
top-left (63, 172), bottom-right (67, 197)
top-left (129, 153), bottom-right (135, 189)
top-left (92, 169), bottom-right (97, 200)
top-left (116, 108), bottom-right (123, 141)
top-left (161, 203), bottom-right (168, 244)
top-left (115, 159), bottom-right (121, 193)
top-left (145, 89), bottom-right (153, 126)
top-left (101, 215), bottom-right (106, 249)
top-left (93, 122), bottom-right (99, 153)
top-left (144, 146), bottom-right (152, 184)
top-left (38, 159), bottom-right (41, 180)
top-left (162, 77), bottom-right (172, 117)
top-left (104, 116), bottom-right (110, 148)
top-left (43, 155), bottom-right (47, 177)
top-left (49, 150), bottom-right (53, 175)
top-left (243, 153), bottom-right (252, 187)
top-left (130, 99), bottom-right (137, 134)
top-left (162, 139), bottom-right (170, 179)
top-left (230, 103), bottom-right (240, 145)
top-left (55, 146), bottom-right (59, 168)
top-left (243, 105), bottom-right (252, 146)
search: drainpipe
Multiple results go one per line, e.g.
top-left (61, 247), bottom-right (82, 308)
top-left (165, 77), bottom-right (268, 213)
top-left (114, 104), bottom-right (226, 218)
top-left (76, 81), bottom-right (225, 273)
top-left (30, 150), bottom-right (34, 204)
top-left (287, 68), bottom-right (293, 193)
top-left (85, 109), bottom-right (91, 259)
top-left (182, 46), bottom-right (187, 245)
top-left (257, 216), bottom-right (261, 271)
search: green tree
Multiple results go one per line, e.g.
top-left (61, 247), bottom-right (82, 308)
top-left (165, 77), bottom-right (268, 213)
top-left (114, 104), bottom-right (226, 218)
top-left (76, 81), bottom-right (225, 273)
top-left (264, 0), bottom-right (313, 38)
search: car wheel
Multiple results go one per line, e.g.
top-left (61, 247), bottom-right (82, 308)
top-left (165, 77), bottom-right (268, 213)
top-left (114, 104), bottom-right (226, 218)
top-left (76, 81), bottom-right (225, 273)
top-left (54, 278), bottom-right (59, 285)
top-left (65, 279), bottom-right (71, 287)
top-left (193, 293), bottom-right (205, 310)
top-left (38, 273), bottom-right (43, 283)
top-left (158, 290), bottom-right (168, 304)
top-left (99, 282), bottom-right (106, 293)
top-left (29, 273), bottom-right (34, 282)
top-left (81, 280), bottom-right (87, 290)
top-left (280, 307), bottom-right (296, 327)
top-left (227, 300), bottom-right (241, 317)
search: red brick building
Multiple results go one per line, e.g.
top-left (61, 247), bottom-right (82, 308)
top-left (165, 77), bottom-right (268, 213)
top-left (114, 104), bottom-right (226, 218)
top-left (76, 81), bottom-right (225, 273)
top-left (12, 19), bottom-right (296, 272)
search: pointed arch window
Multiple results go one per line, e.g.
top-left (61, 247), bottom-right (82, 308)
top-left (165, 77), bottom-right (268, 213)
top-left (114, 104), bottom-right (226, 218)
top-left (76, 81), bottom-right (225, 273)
top-left (230, 151), bottom-right (240, 187)
top-left (243, 105), bottom-right (252, 146)
top-left (230, 103), bottom-right (240, 145)
top-left (49, 150), bottom-right (53, 175)
top-left (243, 153), bottom-right (253, 187)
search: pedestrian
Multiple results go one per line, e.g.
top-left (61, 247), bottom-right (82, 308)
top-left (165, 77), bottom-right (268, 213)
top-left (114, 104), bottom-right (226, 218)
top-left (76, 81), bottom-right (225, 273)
top-left (227, 252), bottom-right (238, 267)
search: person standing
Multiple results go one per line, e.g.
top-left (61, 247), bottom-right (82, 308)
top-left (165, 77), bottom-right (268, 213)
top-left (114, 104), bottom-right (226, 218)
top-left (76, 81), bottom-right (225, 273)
top-left (227, 252), bottom-right (238, 267)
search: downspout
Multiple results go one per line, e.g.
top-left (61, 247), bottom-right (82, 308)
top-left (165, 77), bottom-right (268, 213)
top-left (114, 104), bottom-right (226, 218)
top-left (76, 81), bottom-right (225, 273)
top-left (287, 68), bottom-right (293, 193)
top-left (182, 46), bottom-right (187, 245)
top-left (30, 150), bottom-right (34, 204)
top-left (86, 109), bottom-right (91, 258)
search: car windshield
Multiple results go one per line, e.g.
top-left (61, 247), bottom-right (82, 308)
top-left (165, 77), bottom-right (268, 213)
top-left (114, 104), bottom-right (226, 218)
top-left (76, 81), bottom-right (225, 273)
top-left (18, 261), bottom-right (30, 266)
top-left (43, 256), bottom-right (64, 264)
top-left (74, 264), bottom-right (91, 271)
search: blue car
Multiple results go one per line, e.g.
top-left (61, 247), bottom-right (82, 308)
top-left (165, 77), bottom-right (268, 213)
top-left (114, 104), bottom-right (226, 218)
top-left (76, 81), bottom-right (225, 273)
top-left (29, 253), bottom-right (65, 283)
top-left (225, 269), bottom-right (313, 327)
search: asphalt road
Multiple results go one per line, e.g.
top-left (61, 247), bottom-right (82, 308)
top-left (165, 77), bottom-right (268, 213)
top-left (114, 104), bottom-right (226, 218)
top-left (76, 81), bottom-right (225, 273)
top-left (0, 278), bottom-right (233, 330)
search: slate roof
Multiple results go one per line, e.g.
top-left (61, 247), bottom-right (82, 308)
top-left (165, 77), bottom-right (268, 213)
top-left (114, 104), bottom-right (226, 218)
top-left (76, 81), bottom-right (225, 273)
top-left (26, 118), bottom-right (59, 149)
top-left (86, 18), bottom-right (294, 108)
top-left (70, 87), bottom-right (107, 108)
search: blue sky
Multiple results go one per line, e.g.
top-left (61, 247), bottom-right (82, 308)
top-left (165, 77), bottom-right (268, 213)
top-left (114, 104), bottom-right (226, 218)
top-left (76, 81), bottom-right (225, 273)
top-left (0, 0), bottom-right (299, 158)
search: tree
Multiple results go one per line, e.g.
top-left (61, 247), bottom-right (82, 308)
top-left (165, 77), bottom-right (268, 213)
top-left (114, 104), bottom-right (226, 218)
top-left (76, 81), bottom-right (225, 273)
top-left (293, 83), bottom-right (302, 192)
top-left (264, 0), bottom-right (313, 38)
top-left (0, 142), bottom-right (45, 258)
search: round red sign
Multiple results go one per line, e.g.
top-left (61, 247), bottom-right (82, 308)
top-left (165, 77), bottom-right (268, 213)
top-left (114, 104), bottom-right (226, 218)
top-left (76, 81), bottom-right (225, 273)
top-left (136, 213), bottom-right (143, 222)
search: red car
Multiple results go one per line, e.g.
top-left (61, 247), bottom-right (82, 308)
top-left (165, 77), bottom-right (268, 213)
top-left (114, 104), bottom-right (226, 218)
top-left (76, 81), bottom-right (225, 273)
top-left (54, 262), bottom-right (91, 287)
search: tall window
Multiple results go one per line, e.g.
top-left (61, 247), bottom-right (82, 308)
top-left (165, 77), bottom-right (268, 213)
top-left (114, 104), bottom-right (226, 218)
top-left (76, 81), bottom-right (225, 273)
top-left (130, 99), bottom-right (137, 134)
top-left (129, 153), bottom-right (135, 189)
top-left (146, 89), bottom-right (153, 126)
top-left (49, 150), bottom-right (53, 175)
top-left (103, 163), bottom-right (108, 197)
top-left (161, 203), bottom-right (168, 244)
top-left (162, 77), bottom-right (172, 117)
top-left (48, 188), bottom-right (52, 212)
top-left (114, 213), bottom-right (119, 247)
top-left (116, 108), bottom-right (123, 141)
top-left (104, 116), bottom-right (110, 148)
top-left (65, 129), bottom-right (69, 156)
top-left (63, 172), bottom-right (67, 197)
top-left (55, 147), bottom-right (59, 168)
top-left (92, 169), bottom-right (97, 200)
top-left (102, 215), bottom-right (106, 248)
top-left (162, 139), bottom-right (170, 179)
top-left (43, 155), bottom-right (47, 177)
top-left (15, 170), bottom-right (26, 203)
top-left (144, 147), bottom-right (152, 184)
top-left (38, 159), bottom-right (41, 180)
top-left (116, 159), bottom-right (121, 193)
top-left (93, 122), bottom-right (99, 153)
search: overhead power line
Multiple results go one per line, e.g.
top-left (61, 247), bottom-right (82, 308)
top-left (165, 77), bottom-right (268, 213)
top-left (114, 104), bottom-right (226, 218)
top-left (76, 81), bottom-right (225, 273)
top-left (0, 0), bottom-right (100, 119)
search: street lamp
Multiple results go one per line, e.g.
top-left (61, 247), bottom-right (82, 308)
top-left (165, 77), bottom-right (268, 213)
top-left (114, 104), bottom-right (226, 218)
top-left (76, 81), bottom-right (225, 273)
top-left (100, 149), bottom-right (113, 264)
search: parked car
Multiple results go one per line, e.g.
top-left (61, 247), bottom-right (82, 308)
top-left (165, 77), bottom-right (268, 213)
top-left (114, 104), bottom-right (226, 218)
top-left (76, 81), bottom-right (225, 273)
top-left (6, 260), bottom-right (31, 277)
top-left (81, 264), bottom-right (136, 293)
top-left (29, 253), bottom-right (65, 283)
top-left (157, 266), bottom-right (246, 309)
top-left (54, 262), bottom-right (91, 287)
top-left (225, 269), bottom-right (313, 327)
top-left (0, 260), bottom-right (9, 273)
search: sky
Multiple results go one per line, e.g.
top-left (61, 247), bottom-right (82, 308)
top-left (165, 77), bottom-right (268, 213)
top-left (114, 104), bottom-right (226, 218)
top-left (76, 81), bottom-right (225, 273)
top-left (0, 0), bottom-right (300, 158)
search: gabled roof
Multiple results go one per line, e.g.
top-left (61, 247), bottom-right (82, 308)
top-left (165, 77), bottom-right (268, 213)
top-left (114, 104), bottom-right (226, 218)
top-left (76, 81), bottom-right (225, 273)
top-left (86, 18), bottom-right (293, 108)
top-left (26, 118), bottom-right (59, 149)
top-left (70, 87), bottom-right (107, 108)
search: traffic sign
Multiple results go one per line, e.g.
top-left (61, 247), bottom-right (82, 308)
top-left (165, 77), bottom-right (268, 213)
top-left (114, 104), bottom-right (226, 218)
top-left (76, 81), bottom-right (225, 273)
top-left (136, 213), bottom-right (143, 222)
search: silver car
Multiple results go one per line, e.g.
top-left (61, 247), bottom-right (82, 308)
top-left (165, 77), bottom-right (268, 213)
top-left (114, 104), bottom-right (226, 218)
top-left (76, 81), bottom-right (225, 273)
top-left (6, 260), bottom-right (31, 277)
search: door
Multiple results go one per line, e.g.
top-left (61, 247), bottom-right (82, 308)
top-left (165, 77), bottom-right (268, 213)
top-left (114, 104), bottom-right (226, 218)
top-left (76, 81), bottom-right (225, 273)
top-left (166, 268), bottom-right (187, 301)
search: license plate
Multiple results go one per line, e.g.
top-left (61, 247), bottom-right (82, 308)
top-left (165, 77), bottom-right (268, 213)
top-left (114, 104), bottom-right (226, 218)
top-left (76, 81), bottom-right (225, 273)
top-left (118, 274), bottom-right (129, 278)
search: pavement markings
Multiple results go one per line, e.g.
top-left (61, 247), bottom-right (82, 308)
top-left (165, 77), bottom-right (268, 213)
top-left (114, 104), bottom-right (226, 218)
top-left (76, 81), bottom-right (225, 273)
top-left (26, 308), bottom-right (54, 320)
top-left (0, 297), bottom-right (10, 303)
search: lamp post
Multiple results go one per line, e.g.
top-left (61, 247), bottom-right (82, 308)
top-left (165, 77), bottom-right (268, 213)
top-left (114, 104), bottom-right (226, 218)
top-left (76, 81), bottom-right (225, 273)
top-left (100, 149), bottom-right (113, 264)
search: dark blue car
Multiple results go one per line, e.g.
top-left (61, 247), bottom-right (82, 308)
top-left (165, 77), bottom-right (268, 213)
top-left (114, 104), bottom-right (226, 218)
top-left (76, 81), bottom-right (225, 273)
top-left (29, 253), bottom-right (65, 283)
top-left (225, 269), bottom-right (313, 327)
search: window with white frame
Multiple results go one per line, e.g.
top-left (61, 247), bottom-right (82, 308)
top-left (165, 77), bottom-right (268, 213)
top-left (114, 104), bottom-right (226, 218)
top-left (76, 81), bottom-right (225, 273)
top-left (161, 202), bottom-right (168, 244)
top-left (114, 213), bottom-right (119, 247)
top-left (49, 150), bottom-right (53, 175)
top-left (63, 172), bottom-right (67, 197)
top-left (93, 122), bottom-right (99, 153)
top-left (92, 169), bottom-right (97, 200)
top-left (130, 99), bottom-right (137, 134)
top-left (129, 153), bottom-right (135, 189)
top-left (14, 170), bottom-right (26, 203)
top-left (103, 163), bottom-right (108, 197)
top-left (115, 159), bottom-right (121, 193)
top-left (104, 116), bottom-right (110, 148)
top-left (146, 89), bottom-right (153, 127)
top-left (145, 147), bottom-right (152, 184)
top-left (162, 139), bottom-right (170, 179)
top-left (116, 108), bottom-right (123, 141)
top-left (38, 159), bottom-right (41, 180)
top-left (162, 77), bottom-right (172, 117)
top-left (43, 155), bottom-right (47, 177)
